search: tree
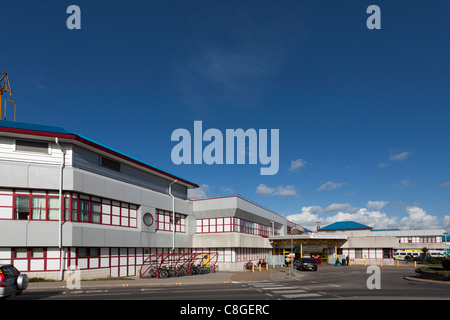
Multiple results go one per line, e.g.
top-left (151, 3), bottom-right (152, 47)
top-left (421, 247), bottom-right (429, 261)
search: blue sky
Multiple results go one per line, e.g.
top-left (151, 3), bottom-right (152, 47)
top-left (2, 1), bottom-right (449, 231)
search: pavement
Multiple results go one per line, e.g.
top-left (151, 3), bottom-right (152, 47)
top-left (27, 267), bottom-right (300, 291)
top-left (27, 264), bottom-right (448, 291)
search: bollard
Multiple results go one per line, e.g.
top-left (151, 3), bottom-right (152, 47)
top-left (397, 260), bottom-right (399, 267)
top-left (266, 263), bottom-right (268, 270)
top-left (414, 261), bottom-right (417, 267)
top-left (252, 265), bottom-right (254, 273)
top-left (380, 260), bottom-right (382, 267)
top-left (273, 263), bottom-right (275, 269)
top-left (258, 264), bottom-right (261, 272)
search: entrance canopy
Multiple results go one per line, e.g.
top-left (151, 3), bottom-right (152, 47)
top-left (269, 234), bottom-right (348, 264)
top-left (269, 234), bottom-right (347, 246)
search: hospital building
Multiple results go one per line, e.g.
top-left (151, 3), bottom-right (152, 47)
top-left (0, 121), bottom-right (447, 280)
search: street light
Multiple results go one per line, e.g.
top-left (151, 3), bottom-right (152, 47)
top-left (444, 232), bottom-right (448, 258)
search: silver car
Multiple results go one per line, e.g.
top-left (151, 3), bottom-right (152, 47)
top-left (0, 264), bottom-right (28, 299)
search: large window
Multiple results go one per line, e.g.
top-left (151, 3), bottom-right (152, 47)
top-left (9, 189), bottom-right (137, 228)
top-left (14, 192), bottom-right (60, 221)
top-left (196, 217), bottom-right (275, 237)
top-left (15, 139), bottom-right (49, 154)
top-left (101, 156), bottom-right (121, 172)
top-left (156, 209), bottom-right (186, 233)
top-left (399, 236), bottom-right (441, 243)
top-left (64, 193), bottom-right (137, 227)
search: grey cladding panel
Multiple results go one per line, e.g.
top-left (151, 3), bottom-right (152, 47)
top-left (72, 145), bottom-right (188, 199)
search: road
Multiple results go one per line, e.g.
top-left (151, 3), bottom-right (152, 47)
top-left (11, 266), bottom-right (450, 301)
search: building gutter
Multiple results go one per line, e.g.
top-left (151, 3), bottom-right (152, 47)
top-left (55, 138), bottom-right (66, 281)
top-left (169, 179), bottom-right (177, 252)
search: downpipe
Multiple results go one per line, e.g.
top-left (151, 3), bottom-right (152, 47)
top-left (169, 179), bottom-right (177, 252)
top-left (55, 138), bottom-right (66, 281)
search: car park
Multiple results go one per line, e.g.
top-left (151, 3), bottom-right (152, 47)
top-left (0, 264), bottom-right (28, 299)
top-left (294, 258), bottom-right (318, 271)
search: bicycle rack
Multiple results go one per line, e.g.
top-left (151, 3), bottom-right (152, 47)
top-left (139, 252), bottom-right (218, 279)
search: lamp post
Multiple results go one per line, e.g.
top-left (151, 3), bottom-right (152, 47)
top-left (444, 232), bottom-right (448, 258)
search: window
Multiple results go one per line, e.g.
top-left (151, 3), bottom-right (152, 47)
top-left (48, 198), bottom-right (60, 220)
top-left (91, 202), bottom-right (101, 223)
top-left (14, 193), bottom-right (60, 220)
top-left (355, 249), bottom-right (362, 258)
top-left (71, 198), bottom-right (79, 221)
top-left (101, 156), bottom-right (121, 172)
top-left (64, 198), bottom-right (70, 220)
top-left (11, 190), bottom-right (137, 228)
top-left (32, 196), bottom-right (46, 219)
top-left (79, 200), bottom-right (90, 222)
top-left (14, 248), bottom-right (28, 259)
top-left (143, 213), bottom-right (153, 226)
top-left (78, 248), bottom-right (88, 258)
top-left (195, 217), bottom-right (273, 237)
top-left (90, 248), bottom-right (99, 257)
top-left (15, 139), bottom-right (49, 154)
top-left (156, 209), bottom-right (186, 232)
top-left (31, 248), bottom-right (44, 258)
top-left (15, 196), bottom-right (30, 220)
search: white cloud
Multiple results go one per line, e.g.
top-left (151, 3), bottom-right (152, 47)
top-left (255, 184), bottom-right (275, 195)
top-left (393, 180), bottom-right (415, 189)
top-left (287, 206), bottom-right (398, 233)
top-left (287, 201), bottom-right (450, 233)
top-left (187, 184), bottom-right (210, 199)
top-left (438, 182), bottom-right (450, 188)
top-left (256, 184), bottom-right (298, 197)
top-left (287, 202), bottom-right (449, 232)
top-left (274, 185), bottom-right (298, 196)
top-left (324, 203), bottom-right (358, 213)
top-left (378, 149), bottom-right (413, 168)
top-left (443, 216), bottom-right (450, 230)
top-left (400, 206), bottom-right (441, 230)
top-left (390, 151), bottom-right (411, 161)
top-left (367, 201), bottom-right (389, 210)
top-left (286, 207), bottom-right (321, 230)
top-left (378, 162), bottom-right (391, 168)
top-left (316, 181), bottom-right (345, 191)
top-left (288, 158), bottom-right (306, 172)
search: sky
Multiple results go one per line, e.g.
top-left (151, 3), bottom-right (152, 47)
top-left (2, 0), bottom-right (450, 232)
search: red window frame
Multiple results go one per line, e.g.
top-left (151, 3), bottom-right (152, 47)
top-left (13, 190), bottom-right (61, 221)
top-left (12, 247), bottom-right (48, 272)
top-left (156, 209), bottom-right (186, 233)
top-left (196, 217), bottom-right (272, 237)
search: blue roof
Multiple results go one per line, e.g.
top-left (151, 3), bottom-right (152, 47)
top-left (0, 120), bottom-right (198, 188)
top-left (0, 120), bottom-right (75, 135)
top-left (319, 221), bottom-right (372, 231)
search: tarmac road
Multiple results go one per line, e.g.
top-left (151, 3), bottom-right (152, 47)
top-left (9, 264), bottom-right (450, 301)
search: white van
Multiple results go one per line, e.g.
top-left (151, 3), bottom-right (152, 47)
top-left (428, 250), bottom-right (446, 258)
top-left (393, 250), bottom-right (422, 260)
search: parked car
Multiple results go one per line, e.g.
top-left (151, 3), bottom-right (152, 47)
top-left (294, 258), bottom-right (318, 271)
top-left (0, 264), bottom-right (28, 299)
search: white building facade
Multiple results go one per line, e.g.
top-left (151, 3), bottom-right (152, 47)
top-left (0, 121), bottom-right (447, 279)
top-left (0, 121), bottom-right (297, 279)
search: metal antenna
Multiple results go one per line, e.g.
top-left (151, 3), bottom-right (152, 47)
top-left (0, 73), bottom-right (17, 121)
